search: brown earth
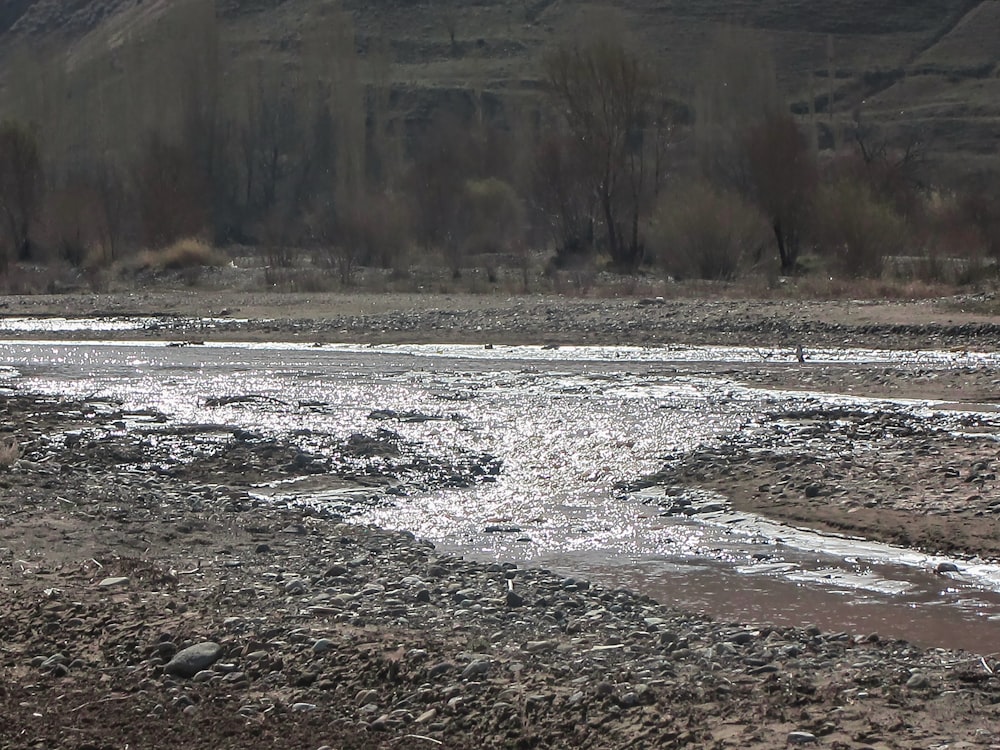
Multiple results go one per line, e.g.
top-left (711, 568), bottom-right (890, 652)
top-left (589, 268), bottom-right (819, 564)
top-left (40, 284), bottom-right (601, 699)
top-left (2, 292), bottom-right (1000, 749)
top-left (1, 288), bottom-right (999, 349)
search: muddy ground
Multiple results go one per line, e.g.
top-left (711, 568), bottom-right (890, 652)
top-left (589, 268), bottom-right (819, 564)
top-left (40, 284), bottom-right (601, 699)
top-left (2, 291), bottom-right (1000, 749)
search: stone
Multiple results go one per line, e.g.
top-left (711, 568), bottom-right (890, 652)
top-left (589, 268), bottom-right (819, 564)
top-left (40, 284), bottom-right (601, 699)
top-left (484, 524), bottom-right (522, 533)
top-left (313, 638), bottom-right (335, 654)
top-left (618, 691), bottom-right (640, 707)
top-left (505, 590), bottom-right (524, 608)
top-left (906, 673), bottom-right (930, 689)
top-left (98, 576), bottom-right (130, 588)
top-left (787, 731), bottom-right (817, 745)
top-left (524, 640), bottom-right (556, 653)
top-left (461, 659), bottom-right (491, 679)
top-left (428, 662), bottom-right (453, 678)
top-left (164, 642), bottom-right (223, 679)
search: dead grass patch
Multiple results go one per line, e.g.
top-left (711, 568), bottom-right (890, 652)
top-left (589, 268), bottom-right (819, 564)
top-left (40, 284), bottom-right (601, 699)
top-left (135, 238), bottom-right (224, 271)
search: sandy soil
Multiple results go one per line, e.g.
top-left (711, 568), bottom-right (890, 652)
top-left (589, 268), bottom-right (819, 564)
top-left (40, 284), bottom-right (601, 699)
top-left (1, 289), bottom-right (999, 350)
top-left (2, 290), bottom-right (1000, 748)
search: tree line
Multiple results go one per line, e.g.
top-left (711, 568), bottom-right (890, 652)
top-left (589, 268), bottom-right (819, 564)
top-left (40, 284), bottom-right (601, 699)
top-left (0, 1), bottom-right (997, 286)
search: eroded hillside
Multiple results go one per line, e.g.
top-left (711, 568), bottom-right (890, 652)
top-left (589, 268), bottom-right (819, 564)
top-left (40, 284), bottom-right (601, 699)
top-left (1, 0), bottom-right (997, 180)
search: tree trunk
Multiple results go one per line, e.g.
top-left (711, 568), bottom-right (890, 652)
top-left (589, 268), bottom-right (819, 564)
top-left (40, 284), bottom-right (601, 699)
top-left (601, 187), bottom-right (621, 267)
top-left (630, 206), bottom-right (642, 270)
top-left (773, 219), bottom-right (794, 274)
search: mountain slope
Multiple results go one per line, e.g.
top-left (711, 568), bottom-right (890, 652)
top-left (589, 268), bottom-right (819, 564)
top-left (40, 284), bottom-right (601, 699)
top-left (0, 0), bottom-right (997, 181)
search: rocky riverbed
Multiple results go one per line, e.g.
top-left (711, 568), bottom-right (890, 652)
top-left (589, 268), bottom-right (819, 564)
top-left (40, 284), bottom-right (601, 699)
top-left (631, 401), bottom-right (1000, 560)
top-left (2, 291), bottom-right (1000, 748)
top-left (2, 289), bottom-right (1000, 351)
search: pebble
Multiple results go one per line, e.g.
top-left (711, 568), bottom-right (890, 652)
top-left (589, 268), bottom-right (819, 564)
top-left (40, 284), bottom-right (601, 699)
top-left (312, 638), bottom-right (335, 654)
top-left (98, 576), bottom-right (130, 588)
top-left (787, 731), bottom-right (817, 744)
top-left (8, 388), bottom-right (997, 748)
top-left (428, 662), bottom-right (453, 677)
top-left (461, 659), bottom-right (491, 679)
top-left (906, 672), bottom-right (931, 688)
top-left (164, 642), bottom-right (223, 678)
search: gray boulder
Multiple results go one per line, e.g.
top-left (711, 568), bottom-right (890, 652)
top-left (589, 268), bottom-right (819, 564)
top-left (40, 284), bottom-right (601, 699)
top-left (164, 641), bottom-right (223, 678)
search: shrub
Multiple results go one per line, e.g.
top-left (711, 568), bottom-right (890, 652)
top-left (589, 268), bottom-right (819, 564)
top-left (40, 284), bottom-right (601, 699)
top-left (913, 191), bottom-right (988, 282)
top-left (647, 182), bottom-right (769, 281)
top-left (810, 178), bottom-right (908, 278)
top-left (309, 190), bottom-right (412, 286)
top-left (136, 135), bottom-right (211, 249)
top-left (342, 190), bottom-right (412, 270)
top-left (457, 177), bottom-right (525, 256)
top-left (38, 183), bottom-right (104, 267)
top-left (957, 187), bottom-right (1000, 259)
top-left (136, 237), bottom-right (224, 271)
top-left (0, 120), bottom-right (42, 268)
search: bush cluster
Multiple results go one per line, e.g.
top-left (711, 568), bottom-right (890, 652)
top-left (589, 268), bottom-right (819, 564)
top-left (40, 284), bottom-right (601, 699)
top-left (1, 4), bottom-right (998, 290)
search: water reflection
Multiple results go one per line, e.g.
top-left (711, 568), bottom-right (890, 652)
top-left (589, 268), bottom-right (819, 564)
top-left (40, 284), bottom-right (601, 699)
top-left (2, 339), bottom-right (999, 652)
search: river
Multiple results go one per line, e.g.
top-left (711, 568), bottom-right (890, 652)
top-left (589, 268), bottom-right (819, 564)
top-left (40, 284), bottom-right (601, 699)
top-left (2, 334), bottom-right (1000, 653)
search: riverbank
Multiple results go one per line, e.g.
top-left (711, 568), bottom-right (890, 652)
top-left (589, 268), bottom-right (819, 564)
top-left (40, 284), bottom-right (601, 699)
top-left (1, 394), bottom-right (998, 749)
top-left (2, 289), bottom-right (1000, 352)
top-left (2, 290), bottom-right (1000, 747)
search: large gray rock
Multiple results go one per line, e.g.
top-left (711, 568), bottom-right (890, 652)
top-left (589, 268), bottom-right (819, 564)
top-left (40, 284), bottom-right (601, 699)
top-left (164, 641), bottom-right (222, 678)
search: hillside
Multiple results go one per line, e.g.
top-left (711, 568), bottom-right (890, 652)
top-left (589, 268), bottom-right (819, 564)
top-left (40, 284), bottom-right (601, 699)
top-left (0, 0), bottom-right (997, 183)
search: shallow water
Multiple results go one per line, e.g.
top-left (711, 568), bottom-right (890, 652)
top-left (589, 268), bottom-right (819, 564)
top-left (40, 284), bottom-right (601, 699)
top-left (3, 338), bottom-right (1000, 653)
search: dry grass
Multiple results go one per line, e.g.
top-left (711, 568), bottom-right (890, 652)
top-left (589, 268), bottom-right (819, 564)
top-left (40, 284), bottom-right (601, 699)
top-left (135, 238), bottom-right (225, 271)
top-left (754, 274), bottom-right (962, 301)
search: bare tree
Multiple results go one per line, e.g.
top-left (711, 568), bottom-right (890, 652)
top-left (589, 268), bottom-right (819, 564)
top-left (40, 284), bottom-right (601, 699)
top-left (532, 128), bottom-right (596, 266)
top-left (745, 113), bottom-right (817, 274)
top-left (136, 134), bottom-right (211, 248)
top-left (93, 162), bottom-right (130, 262)
top-left (846, 106), bottom-right (927, 216)
top-left (543, 17), bottom-right (662, 271)
top-left (0, 120), bottom-right (42, 267)
top-left (694, 25), bottom-right (783, 193)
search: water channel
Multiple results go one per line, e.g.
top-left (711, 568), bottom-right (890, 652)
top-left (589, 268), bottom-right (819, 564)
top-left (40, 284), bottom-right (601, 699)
top-left (2, 333), bottom-right (1000, 653)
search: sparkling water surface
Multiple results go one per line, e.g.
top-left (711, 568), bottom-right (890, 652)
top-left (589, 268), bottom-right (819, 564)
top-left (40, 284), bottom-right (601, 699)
top-left (3, 338), bottom-right (999, 653)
